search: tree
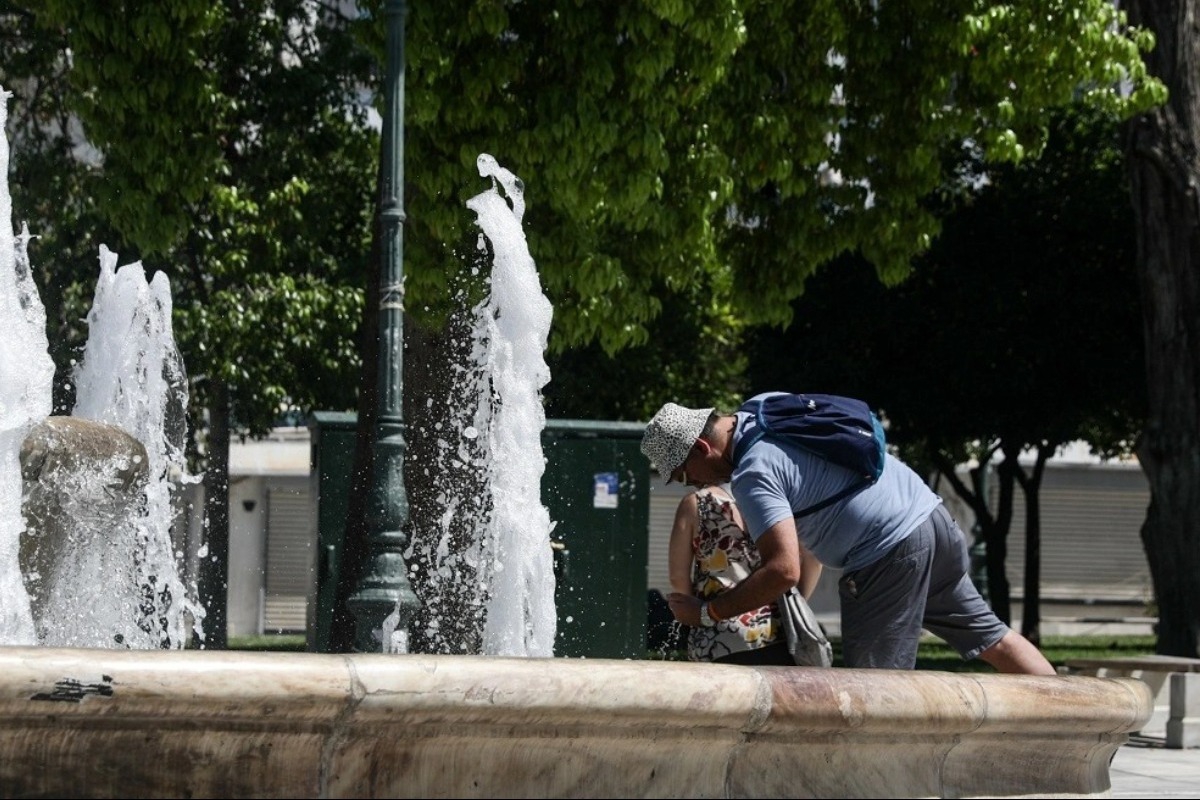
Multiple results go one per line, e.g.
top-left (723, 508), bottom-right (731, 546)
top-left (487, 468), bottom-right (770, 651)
top-left (1123, 0), bottom-right (1200, 656)
top-left (908, 106), bottom-right (1144, 642)
top-left (708, 2), bottom-right (1162, 329)
top-left (748, 106), bottom-right (1144, 640)
top-left (28, 1), bottom-right (378, 647)
top-left (388, 2), bottom-right (1161, 350)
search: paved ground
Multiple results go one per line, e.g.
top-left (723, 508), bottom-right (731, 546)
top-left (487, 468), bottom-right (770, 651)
top-left (1111, 735), bottom-right (1200, 798)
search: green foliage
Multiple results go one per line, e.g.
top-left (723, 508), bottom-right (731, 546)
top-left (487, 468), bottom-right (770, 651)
top-left (7, 1), bottom-right (1167, 430)
top-left (226, 633), bottom-right (306, 652)
top-left (380, 0), bottom-right (1163, 415)
top-left (715, 0), bottom-right (1164, 329)
top-left (21, 0), bottom-right (379, 439)
top-left (394, 0), bottom-right (749, 356)
top-left (32, 0), bottom-right (225, 254)
top-left (748, 104), bottom-right (1144, 460)
top-left (178, 274), bottom-right (363, 435)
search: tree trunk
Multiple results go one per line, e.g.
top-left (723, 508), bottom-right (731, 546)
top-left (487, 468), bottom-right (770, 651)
top-left (198, 379), bottom-right (230, 650)
top-left (931, 450), bottom-right (1014, 624)
top-left (1125, 0), bottom-right (1200, 657)
top-left (1012, 443), bottom-right (1050, 647)
top-left (986, 457), bottom-right (1016, 626)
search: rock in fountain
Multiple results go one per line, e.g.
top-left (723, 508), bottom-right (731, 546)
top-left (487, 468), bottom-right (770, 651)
top-left (19, 416), bottom-right (149, 641)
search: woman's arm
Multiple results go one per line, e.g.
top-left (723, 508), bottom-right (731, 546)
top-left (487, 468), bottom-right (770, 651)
top-left (797, 544), bottom-right (823, 600)
top-left (668, 492), bottom-right (700, 596)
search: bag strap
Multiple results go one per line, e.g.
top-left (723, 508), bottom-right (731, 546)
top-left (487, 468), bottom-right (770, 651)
top-left (731, 400), bottom-right (764, 465)
top-left (796, 479), bottom-right (869, 518)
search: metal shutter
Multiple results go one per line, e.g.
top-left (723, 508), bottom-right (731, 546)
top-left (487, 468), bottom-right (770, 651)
top-left (264, 486), bottom-right (313, 632)
top-left (1004, 465), bottom-right (1152, 604)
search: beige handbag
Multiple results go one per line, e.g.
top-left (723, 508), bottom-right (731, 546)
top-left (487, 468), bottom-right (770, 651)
top-left (779, 586), bottom-right (833, 667)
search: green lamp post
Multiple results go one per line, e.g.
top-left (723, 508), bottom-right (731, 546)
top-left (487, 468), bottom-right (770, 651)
top-left (347, 0), bottom-right (420, 653)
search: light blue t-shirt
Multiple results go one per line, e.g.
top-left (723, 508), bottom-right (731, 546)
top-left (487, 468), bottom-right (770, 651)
top-left (730, 395), bottom-right (941, 572)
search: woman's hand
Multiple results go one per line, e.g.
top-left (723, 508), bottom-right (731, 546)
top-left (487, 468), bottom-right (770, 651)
top-left (667, 592), bottom-right (702, 626)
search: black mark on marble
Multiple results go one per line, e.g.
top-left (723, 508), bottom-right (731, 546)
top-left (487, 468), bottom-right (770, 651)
top-left (31, 675), bottom-right (115, 703)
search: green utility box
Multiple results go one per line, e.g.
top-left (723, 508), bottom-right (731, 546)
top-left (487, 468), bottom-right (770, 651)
top-left (307, 414), bottom-right (650, 659)
top-left (542, 419), bottom-right (649, 659)
top-left (306, 411), bottom-right (359, 654)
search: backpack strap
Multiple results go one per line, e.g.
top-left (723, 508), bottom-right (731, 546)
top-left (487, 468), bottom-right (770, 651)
top-left (731, 400), bottom-right (764, 465)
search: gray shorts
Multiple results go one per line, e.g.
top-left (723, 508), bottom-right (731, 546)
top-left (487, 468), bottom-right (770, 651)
top-left (838, 504), bottom-right (1009, 669)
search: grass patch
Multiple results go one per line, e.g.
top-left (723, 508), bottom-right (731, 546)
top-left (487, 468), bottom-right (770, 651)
top-left (915, 634), bottom-right (1158, 672)
top-left (228, 634), bottom-right (306, 652)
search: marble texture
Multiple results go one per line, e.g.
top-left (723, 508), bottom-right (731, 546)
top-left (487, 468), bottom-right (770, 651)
top-left (0, 647), bottom-right (1152, 798)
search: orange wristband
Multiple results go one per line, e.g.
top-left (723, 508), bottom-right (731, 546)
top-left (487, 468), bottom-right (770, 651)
top-left (708, 599), bottom-right (724, 622)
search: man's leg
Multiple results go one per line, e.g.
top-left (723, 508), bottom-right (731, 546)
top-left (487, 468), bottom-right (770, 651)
top-left (921, 506), bottom-right (1056, 675)
top-left (839, 522), bottom-right (934, 669)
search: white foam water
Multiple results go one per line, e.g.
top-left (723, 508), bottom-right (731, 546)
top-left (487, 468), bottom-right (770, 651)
top-left (58, 245), bottom-right (202, 648)
top-left (409, 154), bottom-right (556, 657)
top-left (0, 88), bottom-right (54, 645)
top-left (466, 154), bottom-right (556, 657)
top-left (0, 87), bottom-right (201, 648)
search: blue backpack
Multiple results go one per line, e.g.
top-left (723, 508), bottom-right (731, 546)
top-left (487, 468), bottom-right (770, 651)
top-left (732, 393), bottom-right (887, 517)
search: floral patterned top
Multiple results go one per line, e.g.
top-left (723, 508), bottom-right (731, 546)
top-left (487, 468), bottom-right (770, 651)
top-left (688, 487), bottom-right (782, 662)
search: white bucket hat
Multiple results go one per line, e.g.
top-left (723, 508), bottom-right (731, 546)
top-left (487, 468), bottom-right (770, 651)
top-left (640, 402), bottom-right (714, 483)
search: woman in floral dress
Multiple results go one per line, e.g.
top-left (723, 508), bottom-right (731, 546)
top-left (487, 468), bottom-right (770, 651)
top-left (668, 484), bottom-right (818, 664)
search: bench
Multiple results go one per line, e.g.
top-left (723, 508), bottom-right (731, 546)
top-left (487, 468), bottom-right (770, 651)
top-left (1062, 655), bottom-right (1200, 748)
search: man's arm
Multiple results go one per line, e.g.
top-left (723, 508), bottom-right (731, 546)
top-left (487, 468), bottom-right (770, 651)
top-left (667, 517), bottom-right (801, 625)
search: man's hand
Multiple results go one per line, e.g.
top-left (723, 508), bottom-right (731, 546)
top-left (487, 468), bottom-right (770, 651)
top-left (667, 592), bottom-right (702, 626)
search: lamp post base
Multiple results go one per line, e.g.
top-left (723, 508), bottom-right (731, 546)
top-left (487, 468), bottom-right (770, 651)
top-left (348, 556), bottom-right (419, 653)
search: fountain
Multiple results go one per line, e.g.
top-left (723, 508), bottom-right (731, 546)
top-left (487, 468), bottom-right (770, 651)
top-left (403, 154), bottom-right (556, 658)
top-left (0, 83), bottom-right (1154, 798)
top-left (0, 84), bottom-right (50, 644)
top-left (0, 88), bottom-right (200, 650)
